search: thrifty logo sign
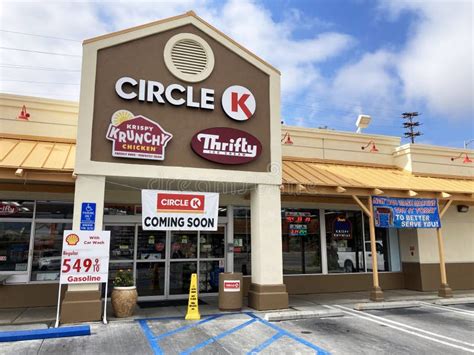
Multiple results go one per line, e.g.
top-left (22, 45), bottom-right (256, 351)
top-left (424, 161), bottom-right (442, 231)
top-left (157, 193), bottom-right (205, 213)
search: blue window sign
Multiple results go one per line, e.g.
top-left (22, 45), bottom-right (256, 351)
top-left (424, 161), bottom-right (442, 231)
top-left (80, 202), bottom-right (96, 231)
top-left (372, 197), bottom-right (441, 229)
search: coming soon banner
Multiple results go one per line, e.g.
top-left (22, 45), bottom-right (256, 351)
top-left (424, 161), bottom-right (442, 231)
top-left (372, 196), bottom-right (441, 228)
top-left (142, 190), bottom-right (219, 231)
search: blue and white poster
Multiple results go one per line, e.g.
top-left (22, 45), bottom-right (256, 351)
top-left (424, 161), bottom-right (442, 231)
top-left (80, 202), bottom-right (96, 231)
top-left (372, 197), bottom-right (441, 229)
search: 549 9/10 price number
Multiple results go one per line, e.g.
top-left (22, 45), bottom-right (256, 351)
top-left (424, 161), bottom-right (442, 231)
top-left (62, 258), bottom-right (101, 273)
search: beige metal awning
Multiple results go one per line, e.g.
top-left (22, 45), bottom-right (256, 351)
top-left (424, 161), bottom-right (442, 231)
top-left (0, 135), bottom-right (76, 184)
top-left (282, 159), bottom-right (474, 200)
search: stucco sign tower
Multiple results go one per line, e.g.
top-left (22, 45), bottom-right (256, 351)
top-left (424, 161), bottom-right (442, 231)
top-left (67, 11), bottom-right (287, 320)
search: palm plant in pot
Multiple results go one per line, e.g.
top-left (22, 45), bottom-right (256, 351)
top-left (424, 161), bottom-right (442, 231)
top-left (111, 269), bottom-right (137, 318)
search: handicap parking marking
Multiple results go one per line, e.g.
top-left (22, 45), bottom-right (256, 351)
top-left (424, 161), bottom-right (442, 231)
top-left (137, 311), bottom-right (329, 355)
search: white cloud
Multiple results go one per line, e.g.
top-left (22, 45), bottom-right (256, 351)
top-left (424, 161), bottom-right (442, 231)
top-left (0, 0), bottom-right (353, 102)
top-left (381, 0), bottom-right (473, 119)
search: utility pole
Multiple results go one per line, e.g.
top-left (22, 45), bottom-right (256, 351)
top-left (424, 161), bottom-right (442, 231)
top-left (402, 112), bottom-right (422, 143)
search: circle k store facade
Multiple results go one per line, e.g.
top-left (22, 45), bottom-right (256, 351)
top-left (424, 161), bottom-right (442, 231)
top-left (0, 12), bottom-right (473, 323)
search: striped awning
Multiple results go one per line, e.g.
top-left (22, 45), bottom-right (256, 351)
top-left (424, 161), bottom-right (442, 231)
top-left (283, 159), bottom-right (474, 197)
top-left (0, 136), bottom-right (75, 171)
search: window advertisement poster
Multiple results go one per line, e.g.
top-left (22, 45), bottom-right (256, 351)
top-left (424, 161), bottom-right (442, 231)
top-left (142, 190), bottom-right (219, 231)
top-left (59, 230), bottom-right (111, 284)
top-left (372, 197), bottom-right (441, 228)
top-left (332, 216), bottom-right (353, 239)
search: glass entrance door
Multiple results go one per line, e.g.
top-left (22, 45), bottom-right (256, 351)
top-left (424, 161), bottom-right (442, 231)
top-left (105, 223), bottom-right (226, 300)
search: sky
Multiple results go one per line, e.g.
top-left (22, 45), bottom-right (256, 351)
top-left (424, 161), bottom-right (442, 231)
top-left (0, 0), bottom-right (472, 148)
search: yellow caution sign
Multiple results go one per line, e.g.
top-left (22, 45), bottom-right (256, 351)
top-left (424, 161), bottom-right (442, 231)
top-left (185, 273), bottom-right (201, 320)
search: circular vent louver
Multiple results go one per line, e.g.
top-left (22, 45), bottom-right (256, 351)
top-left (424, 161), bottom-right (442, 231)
top-left (164, 33), bottom-right (215, 83)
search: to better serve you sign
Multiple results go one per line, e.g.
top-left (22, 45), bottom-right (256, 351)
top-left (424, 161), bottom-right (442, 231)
top-left (142, 190), bottom-right (219, 231)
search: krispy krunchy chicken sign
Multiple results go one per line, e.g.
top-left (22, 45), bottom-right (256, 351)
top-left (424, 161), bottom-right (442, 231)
top-left (106, 110), bottom-right (173, 161)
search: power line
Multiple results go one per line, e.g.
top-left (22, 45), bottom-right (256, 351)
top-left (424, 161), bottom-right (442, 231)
top-left (0, 29), bottom-right (81, 42)
top-left (0, 64), bottom-right (80, 72)
top-left (0, 46), bottom-right (81, 57)
top-left (1, 79), bottom-right (79, 85)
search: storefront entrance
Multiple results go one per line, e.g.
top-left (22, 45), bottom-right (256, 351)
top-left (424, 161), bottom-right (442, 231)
top-left (105, 223), bottom-right (226, 299)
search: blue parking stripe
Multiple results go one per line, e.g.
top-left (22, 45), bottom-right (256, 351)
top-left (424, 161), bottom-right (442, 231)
top-left (154, 314), bottom-right (223, 341)
top-left (180, 317), bottom-right (257, 354)
top-left (253, 314), bottom-right (330, 354)
top-left (247, 332), bottom-right (285, 354)
top-left (138, 320), bottom-right (163, 355)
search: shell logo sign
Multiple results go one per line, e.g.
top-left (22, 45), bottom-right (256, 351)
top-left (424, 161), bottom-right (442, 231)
top-left (65, 233), bottom-right (80, 246)
top-left (106, 110), bottom-right (173, 161)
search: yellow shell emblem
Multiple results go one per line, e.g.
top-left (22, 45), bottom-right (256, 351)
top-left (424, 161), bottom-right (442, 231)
top-left (111, 110), bottom-right (134, 126)
top-left (66, 233), bottom-right (80, 246)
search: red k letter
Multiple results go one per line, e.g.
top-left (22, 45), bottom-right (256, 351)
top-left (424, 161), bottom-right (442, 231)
top-left (231, 92), bottom-right (252, 118)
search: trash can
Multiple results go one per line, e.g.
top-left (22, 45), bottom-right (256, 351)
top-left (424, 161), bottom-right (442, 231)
top-left (218, 272), bottom-right (243, 311)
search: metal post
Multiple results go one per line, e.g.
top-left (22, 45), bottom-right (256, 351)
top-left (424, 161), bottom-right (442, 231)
top-left (437, 200), bottom-right (453, 298)
top-left (103, 281), bottom-right (109, 324)
top-left (368, 196), bottom-right (384, 301)
top-left (54, 283), bottom-right (62, 328)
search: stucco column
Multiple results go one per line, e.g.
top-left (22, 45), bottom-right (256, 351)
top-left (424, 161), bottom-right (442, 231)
top-left (60, 174), bottom-right (105, 323)
top-left (248, 184), bottom-right (288, 310)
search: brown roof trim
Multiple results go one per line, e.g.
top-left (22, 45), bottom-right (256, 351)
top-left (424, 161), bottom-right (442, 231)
top-left (282, 156), bottom-right (399, 170)
top-left (0, 133), bottom-right (76, 144)
top-left (413, 171), bottom-right (474, 181)
top-left (82, 11), bottom-right (280, 75)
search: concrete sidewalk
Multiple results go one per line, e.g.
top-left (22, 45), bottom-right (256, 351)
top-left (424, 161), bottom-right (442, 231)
top-left (1, 289), bottom-right (472, 328)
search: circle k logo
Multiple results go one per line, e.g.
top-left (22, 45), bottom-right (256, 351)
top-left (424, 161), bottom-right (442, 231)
top-left (222, 85), bottom-right (256, 121)
top-left (190, 197), bottom-right (202, 209)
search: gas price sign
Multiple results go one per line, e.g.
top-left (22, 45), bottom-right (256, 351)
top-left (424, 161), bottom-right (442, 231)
top-left (60, 230), bottom-right (111, 284)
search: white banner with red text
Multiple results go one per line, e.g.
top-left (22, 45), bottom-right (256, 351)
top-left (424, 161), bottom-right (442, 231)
top-left (142, 190), bottom-right (219, 231)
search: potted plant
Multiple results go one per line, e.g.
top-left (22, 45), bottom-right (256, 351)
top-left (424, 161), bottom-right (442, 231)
top-left (111, 269), bottom-right (137, 318)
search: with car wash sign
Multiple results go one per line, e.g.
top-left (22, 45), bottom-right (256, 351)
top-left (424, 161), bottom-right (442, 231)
top-left (142, 190), bottom-right (219, 231)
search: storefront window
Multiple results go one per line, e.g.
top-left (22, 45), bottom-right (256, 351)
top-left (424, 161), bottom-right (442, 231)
top-left (104, 204), bottom-right (139, 215)
top-left (106, 225), bottom-right (135, 261)
top-left (0, 222), bottom-right (31, 271)
top-left (136, 262), bottom-right (165, 296)
top-left (31, 222), bottom-right (71, 281)
top-left (35, 201), bottom-right (73, 219)
top-left (326, 210), bottom-right (365, 273)
top-left (363, 223), bottom-right (399, 272)
top-left (282, 209), bottom-right (321, 274)
top-left (199, 260), bottom-right (221, 293)
top-left (0, 201), bottom-right (34, 218)
top-left (199, 227), bottom-right (225, 259)
top-left (137, 229), bottom-right (166, 260)
top-left (233, 207), bottom-right (251, 275)
top-left (170, 232), bottom-right (197, 259)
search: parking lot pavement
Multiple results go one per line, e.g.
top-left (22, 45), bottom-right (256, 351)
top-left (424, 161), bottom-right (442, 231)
top-left (277, 303), bottom-right (474, 354)
top-left (139, 312), bottom-right (328, 354)
top-left (1, 304), bottom-right (472, 354)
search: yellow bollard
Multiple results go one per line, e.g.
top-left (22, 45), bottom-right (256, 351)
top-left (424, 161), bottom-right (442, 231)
top-left (185, 273), bottom-right (201, 320)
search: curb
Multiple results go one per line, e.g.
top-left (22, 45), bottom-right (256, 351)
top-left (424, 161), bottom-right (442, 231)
top-left (264, 309), bottom-right (343, 322)
top-left (433, 297), bottom-right (474, 306)
top-left (0, 325), bottom-right (90, 342)
top-left (354, 301), bottom-right (421, 311)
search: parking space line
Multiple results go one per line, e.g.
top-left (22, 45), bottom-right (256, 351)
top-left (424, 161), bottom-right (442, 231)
top-left (138, 319), bottom-right (163, 355)
top-left (252, 313), bottom-right (330, 354)
top-left (154, 314), bottom-right (224, 341)
top-left (247, 332), bottom-right (285, 354)
top-left (329, 305), bottom-right (474, 353)
top-left (180, 318), bottom-right (257, 355)
top-left (419, 302), bottom-right (474, 316)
